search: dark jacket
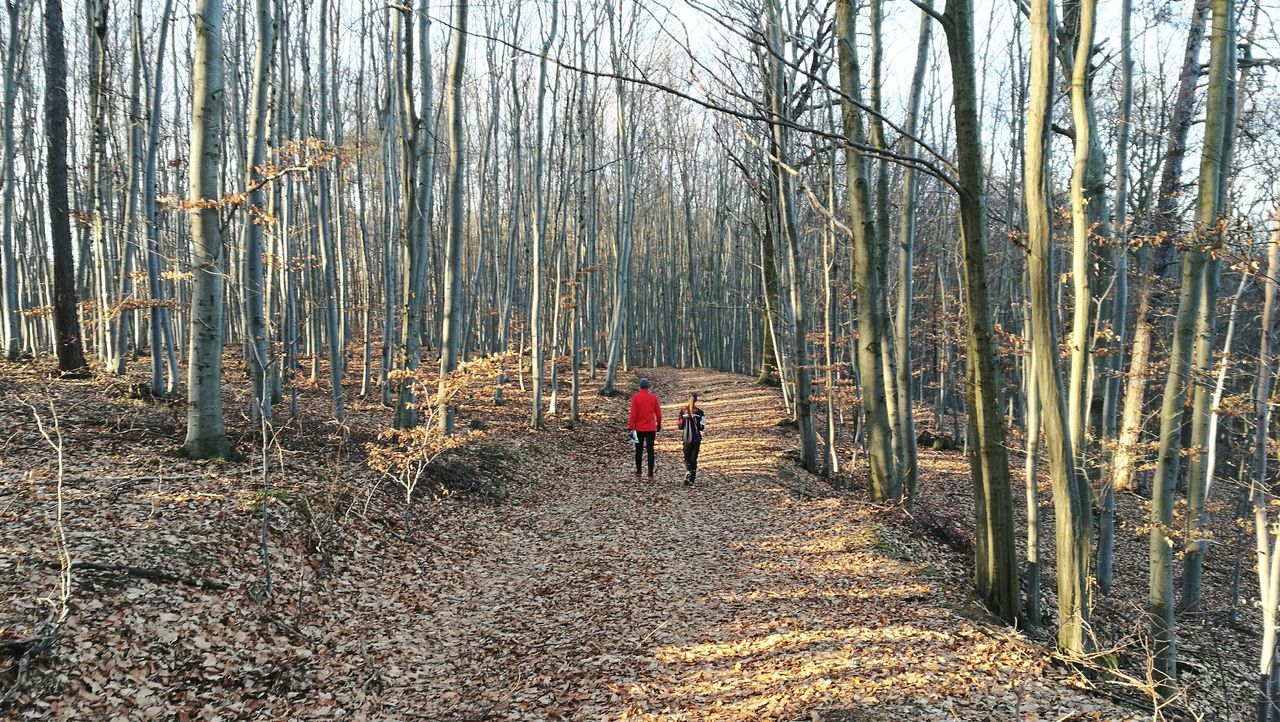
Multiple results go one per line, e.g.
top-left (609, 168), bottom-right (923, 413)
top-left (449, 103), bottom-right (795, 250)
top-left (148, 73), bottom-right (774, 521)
top-left (677, 406), bottom-right (705, 443)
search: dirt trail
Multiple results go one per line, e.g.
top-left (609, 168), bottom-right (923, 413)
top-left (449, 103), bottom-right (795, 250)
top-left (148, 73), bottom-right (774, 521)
top-left (403, 367), bottom-right (1130, 720)
top-left (1, 364), bottom-right (1133, 720)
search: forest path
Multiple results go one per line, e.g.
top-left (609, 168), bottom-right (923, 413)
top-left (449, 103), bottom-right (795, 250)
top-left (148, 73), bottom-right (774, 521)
top-left (0, 363), bottom-right (1135, 720)
top-left (413, 367), bottom-right (1125, 720)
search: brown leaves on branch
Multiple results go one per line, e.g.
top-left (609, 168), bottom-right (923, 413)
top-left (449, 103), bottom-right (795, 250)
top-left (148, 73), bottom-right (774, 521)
top-left (156, 137), bottom-right (343, 215)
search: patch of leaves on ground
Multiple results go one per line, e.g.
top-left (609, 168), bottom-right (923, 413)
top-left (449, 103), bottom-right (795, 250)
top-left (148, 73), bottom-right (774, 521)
top-left (2, 357), bottom-right (1143, 719)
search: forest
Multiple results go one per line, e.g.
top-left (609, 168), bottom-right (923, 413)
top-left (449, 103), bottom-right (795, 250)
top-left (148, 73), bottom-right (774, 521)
top-left (1, 0), bottom-right (1280, 718)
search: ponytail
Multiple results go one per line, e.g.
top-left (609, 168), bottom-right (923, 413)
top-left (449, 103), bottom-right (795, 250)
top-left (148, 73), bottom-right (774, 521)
top-left (686, 393), bottom-right (698, 417)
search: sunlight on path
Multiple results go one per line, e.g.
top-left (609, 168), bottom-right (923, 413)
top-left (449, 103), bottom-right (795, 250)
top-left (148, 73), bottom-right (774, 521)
top-left (411, 368), bottom-right (1131, 720)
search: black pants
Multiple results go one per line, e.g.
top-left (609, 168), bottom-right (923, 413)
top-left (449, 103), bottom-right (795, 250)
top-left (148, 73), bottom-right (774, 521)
top-left (635, 431), bottom-right (656, 475)
top-left (683, 441), bottom-right (701, 481)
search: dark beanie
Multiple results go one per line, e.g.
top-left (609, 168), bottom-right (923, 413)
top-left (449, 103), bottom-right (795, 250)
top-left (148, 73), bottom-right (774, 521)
top-left (639, 378), bottom-right (650, 389)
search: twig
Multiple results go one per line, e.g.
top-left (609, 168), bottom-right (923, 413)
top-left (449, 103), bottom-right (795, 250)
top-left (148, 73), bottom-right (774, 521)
top-left (2, 397), bottom-right (73, 711)
top-left (639, 619), bottom-right (671, 646)
top-left (43, 560), bottom-right (229, 590)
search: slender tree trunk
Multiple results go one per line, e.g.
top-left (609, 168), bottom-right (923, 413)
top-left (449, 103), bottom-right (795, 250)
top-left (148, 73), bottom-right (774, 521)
top-left (393, 0), bottom-right (433, 429)
top-left (528, 0), bottom-right (558, 429)
top-left (570, 3), bottom-right (590, 422)
top-left (823, 157), bottom-right (840, 477)
top-left (1149, 0), bottom-right (1232, 689)
top-left (835, 0), bottom-right (898, 501)
top-left (1097, 0), bottom-right (1133, 596)
top-left (896, 0), bottom-right (931, 506)
top-left (1064, 0), bottom-right (1097, 471)
top-left (1, 0), bottom-right (21, 360)
top-left (314, 0), bottom-right (344, 420)
top-left (600, 5), bottom-right (632, 397)
top-left (1025, 0), bottom-right (1091, 651)
top-left (1024, 265), bottom-right (1042, 625)
top-left (86, 0), bottom-right (117, 371)
top-left (1182, 0), bottom-right (1241, 616)
top-left (438, 0), bottom-right (467, 433)
top-left (764, 0), bottom-right (817, 472)
top-left (243, 0), bottom-right (275, 421)
top-left (1179, 254), bottom-right (1222, 614)
top-left (1254, 204), bottom-right (1280, 722)
top-left (111, 2), bottom-right (146, 377)
top-left (868, 0), bottom-right (903, 480)
top-left (1112, 0), bottom-right (1209, 493)
top-left (183, 0), bottom-right (230, 458)
top-left (43, 0), bottom-right (86, 373)
top-left (942, 0), bottom-right (1019, 626)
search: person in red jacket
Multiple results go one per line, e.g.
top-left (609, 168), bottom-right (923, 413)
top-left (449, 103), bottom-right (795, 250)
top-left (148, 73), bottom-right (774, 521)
top-left (628, 377), bottom-right (662, 482)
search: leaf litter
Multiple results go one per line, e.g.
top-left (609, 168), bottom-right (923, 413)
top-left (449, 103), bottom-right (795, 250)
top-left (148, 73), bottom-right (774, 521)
top-left (0, 359), bottom-right (1138, 719)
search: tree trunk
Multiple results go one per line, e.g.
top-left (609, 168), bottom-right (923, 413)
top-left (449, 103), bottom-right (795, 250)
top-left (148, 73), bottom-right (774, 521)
top-left (835, 0), bottom-right (898, 501)
top-left (1024, 0), bottom-right (1091, 651)
top-left (43, 0), bottom-right (87, 373)
top-left (868, 0), bottom-right (903, 480)
top-left (1111, 0), bottom-right (1209, 493)
top-left (1064, 0), bottom-right (1098, 472)
top-left (1149, 0), bottom-right (1232, 689)
top-left (87, 0), bottom-right (117, 371)
top-left (1024, 268), bottom-right (1042, 626)
top-left (243, 0), bottom-right (275, 421)
top-left (438, 0), bottom-right (467, 433)
top-left (600, 5), bottom-right (633, 398)
top-left (1, 0), bottom-right (21, 360)
top-left (528, 0), bottom-right (558, 429)
top-left (1098, 0), bottom-right (1133, 595)
top-left (1255, 203), bottom-right (1280, 722)
top-left (895, 0), bottom-right (931, 506)
top-left (765, 0), bottom-right (817, 472)
top-left (183, 0), bottom-right (230, 458)
top-left (393, 0), bottom-right (434, 429)
top-left (942, 0), bottom-right (1019, 626)
top-left (316, 0), bottom-right (344, 421)
top-left (1182, 2), bottom-right (1242, 615)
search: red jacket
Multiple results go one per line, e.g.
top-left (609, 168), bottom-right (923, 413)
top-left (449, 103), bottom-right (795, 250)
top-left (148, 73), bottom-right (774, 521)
top-left (628, 390), bottom-right (662, 432)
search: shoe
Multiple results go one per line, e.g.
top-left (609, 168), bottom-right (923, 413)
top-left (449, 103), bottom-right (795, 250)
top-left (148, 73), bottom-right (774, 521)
top-left (647, 475), bottom-right (655, 484)
top-left (683, 472), bottom-right (692, 486)
top-left (634, 471), bottom-right (642, 482)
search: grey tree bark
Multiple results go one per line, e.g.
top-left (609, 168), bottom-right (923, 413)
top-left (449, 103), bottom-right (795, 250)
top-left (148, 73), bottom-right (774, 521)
top-left (439, 0), bottom-right (467, 434)
top-left (1025, 0), bottom-right (1091, 651)
top-left (1111, 0), bottom-right (1208, 493)
top-left (1097, 0), bottom-right (1133, 596)
top-left (0, 0), bottom-right (21, 361)
top-left (242, 0), bottom-right (275, 421)
top-left (1148, 0), bottom-right (1232, 689)
top-left (43, 0), bottom-right (86, 373)
top-left (764, 0), bottom-right (817, 472)
top-left (600, 3), bottom-right (633, 398)
top-left (940, 0), bottom-right (1019, 626)
top-left (894, 0), bottom-right (931, 507)
top-left (182, 0), bottom-right (231, 459)
top-left (393, 0), bottom-right (434, 429)
top-left (835, 0), bottom-right (898, 501)
top-left (528, 0), bottom-right (559, 429)
top-left (1254, 204), bottom-right (1280, 721)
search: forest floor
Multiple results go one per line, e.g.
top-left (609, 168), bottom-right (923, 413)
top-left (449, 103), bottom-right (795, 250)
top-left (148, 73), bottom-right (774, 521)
top-left (0, 356), bottom-right (1221, 720)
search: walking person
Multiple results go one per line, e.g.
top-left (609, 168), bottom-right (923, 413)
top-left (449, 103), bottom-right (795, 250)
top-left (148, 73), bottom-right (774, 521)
top-left (677, 393), bottom-right (706, 487)
top-left (628, 378), bottom-right (662, 482)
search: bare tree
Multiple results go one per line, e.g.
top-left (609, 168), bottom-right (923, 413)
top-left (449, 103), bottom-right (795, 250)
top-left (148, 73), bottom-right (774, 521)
top-left (182, 0), bottom-right (230, 459)
top-left (43, 0), bottom-right (87, 373)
